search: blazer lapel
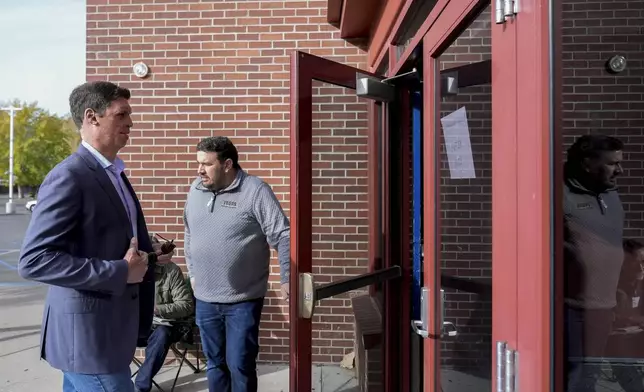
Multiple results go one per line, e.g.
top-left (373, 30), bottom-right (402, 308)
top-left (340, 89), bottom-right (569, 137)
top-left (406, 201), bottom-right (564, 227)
top-left (76, 145), bottom-right (133, 235)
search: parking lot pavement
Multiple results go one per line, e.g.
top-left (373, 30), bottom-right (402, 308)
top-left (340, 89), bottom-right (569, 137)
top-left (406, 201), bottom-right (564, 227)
top-left (0, 195), bottom-right (357, 391)
top-left (0, 197), bottom-right (35, 287)
top-left (0, 196), bottom-right (55, 392)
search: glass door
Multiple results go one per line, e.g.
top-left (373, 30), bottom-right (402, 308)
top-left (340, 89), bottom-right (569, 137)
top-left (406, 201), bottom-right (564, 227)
top-left (417, 1), bottom-right (519, 391)
top-left (289, 51), bottom-right (409, 392)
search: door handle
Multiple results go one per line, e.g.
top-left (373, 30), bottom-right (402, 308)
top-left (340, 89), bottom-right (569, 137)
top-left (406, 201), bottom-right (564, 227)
top-left (411, 288), bottom-right (459, 338)
top-left (442, 321), bottom-right (458, 337)
top-left (411, 320), bottom-right (457, 338)
top-left (440, 289), bottom-right (458, 338)
top-left (411, 319), bottom-right (429, 338)
top-left (298, 273), bottom-right (315, 319)
top-left (411, 287), bottom-right (430, 337)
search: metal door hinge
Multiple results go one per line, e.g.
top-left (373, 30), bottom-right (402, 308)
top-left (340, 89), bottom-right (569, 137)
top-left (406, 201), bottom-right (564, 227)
top-left (495, 0), bottom-right (519, 24)
top-left (441, 73), bottom-right (458, 96)
top-left (497, 342), bottom-right (519, 392)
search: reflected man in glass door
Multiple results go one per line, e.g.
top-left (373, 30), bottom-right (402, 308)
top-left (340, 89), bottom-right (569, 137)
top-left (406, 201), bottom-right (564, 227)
top-left (563, 134), bottom-right (624, 391)
top-left (609, 239), bottom-right (644, 392)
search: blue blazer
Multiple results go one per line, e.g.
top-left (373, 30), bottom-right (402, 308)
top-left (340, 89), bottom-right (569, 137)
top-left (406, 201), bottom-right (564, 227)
top-left (18, 145), bottom-right (155, 374)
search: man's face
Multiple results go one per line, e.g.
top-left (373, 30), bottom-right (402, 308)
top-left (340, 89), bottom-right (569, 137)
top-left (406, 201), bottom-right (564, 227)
top-left (585, 150), bottom-right (623, 189)
top-left (636, 249), bottom-right (644, 266)
top-left (624, 249), bottom-right (644, 278)
top-left (84, 97), bottom-right (133, 157)
top-left (197, 151), bottom-right (231, 190)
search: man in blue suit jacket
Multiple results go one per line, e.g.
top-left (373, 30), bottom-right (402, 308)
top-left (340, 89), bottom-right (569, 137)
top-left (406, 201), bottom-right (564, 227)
top-left (19, 81), bottom-right (158, 392)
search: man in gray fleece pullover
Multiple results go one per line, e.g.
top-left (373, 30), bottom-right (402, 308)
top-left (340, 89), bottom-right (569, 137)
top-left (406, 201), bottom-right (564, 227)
top-left (183, 136), bottom-right (290, 392)
top-left (563, 134), bottom-right (624, 392)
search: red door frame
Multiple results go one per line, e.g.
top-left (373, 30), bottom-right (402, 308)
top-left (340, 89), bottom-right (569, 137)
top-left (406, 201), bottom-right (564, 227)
top-left (418, 1), bottom-right (553, 392)
top-left (290, 0), bottom-right (553, 389)
top-left (289, 51), bottom-right (314, 392)
top-left (421, 0), bottom-right (519, 391)
top-left (515, 0), bottom-right (554, 391)
top-left (289, 51), bottom-right (411, 392)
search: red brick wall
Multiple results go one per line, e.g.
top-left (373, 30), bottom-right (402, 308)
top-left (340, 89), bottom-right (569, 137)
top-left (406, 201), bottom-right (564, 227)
top-left (438, 6), bottom-right (493, 374)
top-left (310, 81), bottom-right (370, 363)
top-left (562, 0), bottom-right (644, 240)
top-left (86, 0), bottom-right (368, 364)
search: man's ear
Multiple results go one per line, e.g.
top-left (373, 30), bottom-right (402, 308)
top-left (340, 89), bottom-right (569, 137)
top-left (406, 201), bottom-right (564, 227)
top-left (84, 108), bottom-right (98, 126)
top-left (225, 158), bottom-right (233, 171)
top-left (582, 157), bottom-right (594, 172)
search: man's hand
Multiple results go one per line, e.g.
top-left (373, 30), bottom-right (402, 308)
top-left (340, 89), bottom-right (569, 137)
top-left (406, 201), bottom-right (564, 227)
top-left (151, 241), bottom-right (174, 264)
top-left (190, 277), bottom-right (195, 291)
top-left (281, 283), bottom-right (290, 303)
top-left (125, 238), bottom-right (148, 283)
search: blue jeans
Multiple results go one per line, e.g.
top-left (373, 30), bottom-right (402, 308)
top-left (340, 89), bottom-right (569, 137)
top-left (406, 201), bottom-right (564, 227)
top-left (565, 305), bottom-right (614, 392)
top-left (62, 370), bottom-right (133, 392)
top-left (134, 325), bottom-right (177, 392)
top-left (196, 298), bottom-right (264, 392)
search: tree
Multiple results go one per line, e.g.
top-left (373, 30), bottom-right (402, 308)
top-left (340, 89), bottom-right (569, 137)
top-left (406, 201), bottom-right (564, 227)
top-left (0, 101), bottom-right (80, 196)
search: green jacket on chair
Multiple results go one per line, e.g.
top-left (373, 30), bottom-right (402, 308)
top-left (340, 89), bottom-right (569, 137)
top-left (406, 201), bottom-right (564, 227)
top-left (154, 262), bottom-right (195, 321)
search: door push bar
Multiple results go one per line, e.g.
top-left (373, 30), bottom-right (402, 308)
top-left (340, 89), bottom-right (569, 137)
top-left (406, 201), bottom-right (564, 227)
top-left (298, 266), bottom-right (402, 319)
top-left (411, 288), bottom-right (458, 339)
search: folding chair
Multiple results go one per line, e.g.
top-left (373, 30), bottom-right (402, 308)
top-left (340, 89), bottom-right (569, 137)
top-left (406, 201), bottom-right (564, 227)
top-left (131, 324), bottom-right (201, 392)
top-left (131, 275), bottom-right (201, 391)
top-left (131, 345), bottom-right (165, 392)
top-left (166, 322), bottom-right (202, 390)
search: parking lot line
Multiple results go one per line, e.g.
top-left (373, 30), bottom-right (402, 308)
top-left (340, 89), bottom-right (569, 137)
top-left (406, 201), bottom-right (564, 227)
top-left (0, 282), bottom-right (40, 287)
top-left (0, 249), bottom-right (19, 257)
top-left (0, 259), bottom-right (17, 270)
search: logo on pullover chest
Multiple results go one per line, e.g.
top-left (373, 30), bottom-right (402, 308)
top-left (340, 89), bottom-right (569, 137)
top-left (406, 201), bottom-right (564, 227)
top-left (576, 202), bottom-right (592, 210)
top-left (221, 200), bottom-right (238, 208)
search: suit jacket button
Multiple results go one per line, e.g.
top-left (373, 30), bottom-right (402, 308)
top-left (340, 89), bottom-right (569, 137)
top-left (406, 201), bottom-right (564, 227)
top-left (132, 294), bottom-right (138, 300)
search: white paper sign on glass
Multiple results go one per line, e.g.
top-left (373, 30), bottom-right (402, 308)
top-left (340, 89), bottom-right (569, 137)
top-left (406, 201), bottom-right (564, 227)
top-left (440, 106), bottom-right (476, 179)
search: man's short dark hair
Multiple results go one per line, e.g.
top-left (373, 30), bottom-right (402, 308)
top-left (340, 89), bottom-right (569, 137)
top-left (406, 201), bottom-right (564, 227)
top-left (69, 81), bottom-right (131, 128)
top-left (624, 239), bottom-right (644, 255)
top-left (566, 134), bottom-right (624, 165)
top-left (197, 136), bottom-right (241, 169)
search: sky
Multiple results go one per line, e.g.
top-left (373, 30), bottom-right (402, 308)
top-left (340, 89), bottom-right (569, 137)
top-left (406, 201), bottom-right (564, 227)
top-left (0, 0), bottom-right (85, 117)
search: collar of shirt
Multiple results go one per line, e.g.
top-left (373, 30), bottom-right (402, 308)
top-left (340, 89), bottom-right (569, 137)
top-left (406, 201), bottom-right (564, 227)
top-left (81, 140), bottom-right (126, 174)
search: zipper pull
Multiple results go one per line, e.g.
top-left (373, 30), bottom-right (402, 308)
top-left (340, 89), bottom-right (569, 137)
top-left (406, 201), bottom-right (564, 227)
top-left (598, 196), bottom-right (607, 212)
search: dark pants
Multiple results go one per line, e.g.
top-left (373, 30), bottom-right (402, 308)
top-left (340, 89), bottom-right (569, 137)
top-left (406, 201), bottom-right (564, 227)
top-left (196, 298), bottom-right (264, 392)
top-left (134, 325), bottom-right (179, 392)
top-left (606, 327), bottom-right (644, 392)
top-left (565, 305), bottom-right (614, 392)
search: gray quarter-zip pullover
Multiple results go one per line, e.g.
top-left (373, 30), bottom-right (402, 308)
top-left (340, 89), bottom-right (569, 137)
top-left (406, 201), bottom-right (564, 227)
top-left (183, 170), bottom-right (290, 303)
top-left (564, 173), bottom-right (624, 309)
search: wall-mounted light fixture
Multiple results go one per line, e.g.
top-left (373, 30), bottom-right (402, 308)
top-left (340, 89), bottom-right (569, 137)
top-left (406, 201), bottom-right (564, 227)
top-left (606, 55), bottom-right (627, 74)
top-left (133, 62), bottom-right (150, 78)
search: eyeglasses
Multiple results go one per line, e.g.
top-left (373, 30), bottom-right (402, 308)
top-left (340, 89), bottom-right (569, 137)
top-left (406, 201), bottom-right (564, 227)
top-left (154, 233), bottom-right (176, 255)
